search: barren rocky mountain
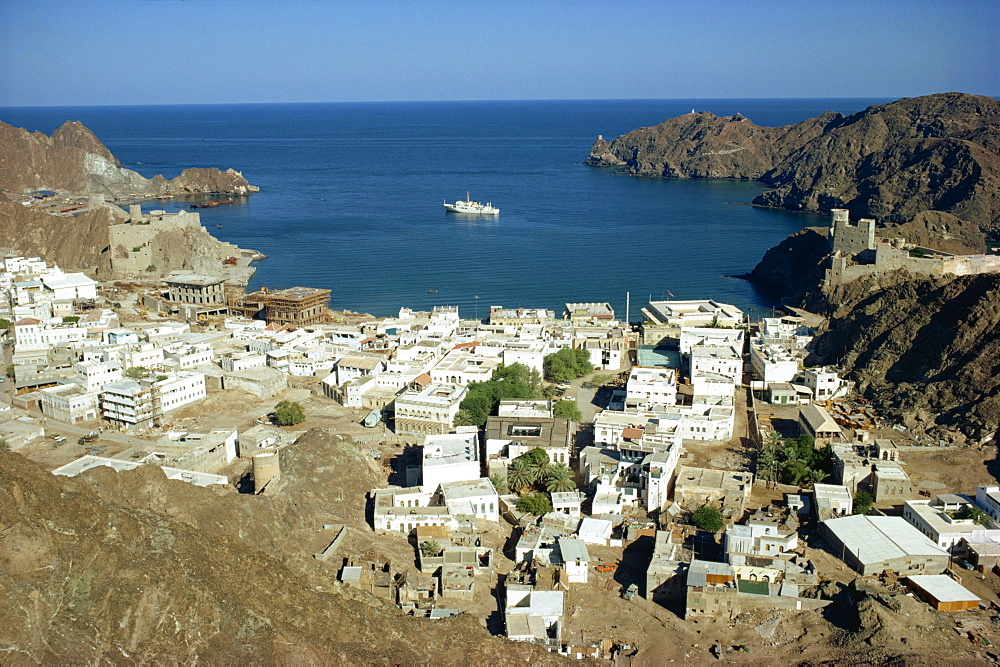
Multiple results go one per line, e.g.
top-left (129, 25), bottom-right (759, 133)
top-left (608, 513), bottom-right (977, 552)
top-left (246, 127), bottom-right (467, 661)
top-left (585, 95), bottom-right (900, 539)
top-left (0, 119), bottom-right (255, 197)
top-left (808, 271), bottom-right (1000, 443)
top-left (588, 92), bottom-right (1000, 244)
top-left (0, 431), bottom-right (559, 664)
top-left (0, 199), bottom-right (123, 276)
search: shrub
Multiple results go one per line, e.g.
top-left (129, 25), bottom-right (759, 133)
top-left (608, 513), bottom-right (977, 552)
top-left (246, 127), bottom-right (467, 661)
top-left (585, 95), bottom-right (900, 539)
top-left (691, 505), bottom-right (724, 532)
top-left (274, 400), bottom-right (305, 426)
top-left (853, 490), bottom-right (874, 515)
top-left (553, 399), bottom-right (582, 421)
top-left (516, 492), bottom-right (553, 516)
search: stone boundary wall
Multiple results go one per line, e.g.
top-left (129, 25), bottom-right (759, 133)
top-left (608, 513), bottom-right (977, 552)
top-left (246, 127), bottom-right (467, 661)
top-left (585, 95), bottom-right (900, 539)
top-left (827, 244), bottom-right (1000, 287)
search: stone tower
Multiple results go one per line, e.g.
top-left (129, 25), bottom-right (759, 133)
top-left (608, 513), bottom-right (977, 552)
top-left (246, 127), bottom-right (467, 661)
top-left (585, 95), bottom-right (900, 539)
top-left (830, 208), bottom-right (875, 254)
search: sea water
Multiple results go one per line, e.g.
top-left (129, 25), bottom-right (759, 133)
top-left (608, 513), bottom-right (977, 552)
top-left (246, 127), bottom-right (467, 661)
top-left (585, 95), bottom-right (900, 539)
top-left (0, 98), bottom-right (890, 319)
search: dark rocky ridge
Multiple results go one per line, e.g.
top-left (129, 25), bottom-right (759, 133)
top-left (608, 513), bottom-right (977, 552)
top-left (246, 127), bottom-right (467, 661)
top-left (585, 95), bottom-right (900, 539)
top-left (808, 271), bottom-right (1000, 442)
top-left (588, 93), bottom-right (1000, 244)
top-left (0, 119), bottom-right (255, 196)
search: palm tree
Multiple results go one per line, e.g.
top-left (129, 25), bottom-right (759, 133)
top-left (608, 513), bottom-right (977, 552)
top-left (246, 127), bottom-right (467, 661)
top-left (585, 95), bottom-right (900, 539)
top-left (807, 469), bottom-right (829, 487)
top-left (527, 458), bottom-right (552, 486)
top-left (507, 459), bottom-right (533, 492)
top-left (545, 464), bottom-right (576, 493)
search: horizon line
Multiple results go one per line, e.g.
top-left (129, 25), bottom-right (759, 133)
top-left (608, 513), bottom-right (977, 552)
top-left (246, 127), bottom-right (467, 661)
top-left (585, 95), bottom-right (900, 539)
top-left (4, 92), bottom-right (996, 110)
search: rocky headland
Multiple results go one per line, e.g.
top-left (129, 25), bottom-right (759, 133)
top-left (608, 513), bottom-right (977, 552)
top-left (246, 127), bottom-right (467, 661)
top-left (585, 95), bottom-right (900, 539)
top-left (0, 120), bottom-right (261, 282)
top-left (588, 92), bottom-right (1000, 247)
top-left (590, 92), bottom-right (1000, 442)
top-left (0, 119), bottom-right (256, 197)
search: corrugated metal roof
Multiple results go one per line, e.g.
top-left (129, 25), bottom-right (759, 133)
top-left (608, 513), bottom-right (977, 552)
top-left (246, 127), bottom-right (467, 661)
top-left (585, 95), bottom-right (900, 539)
top-left (824, 515), bottom-right (948, 564)
top-left (907, 575), bottom-right (979, 603)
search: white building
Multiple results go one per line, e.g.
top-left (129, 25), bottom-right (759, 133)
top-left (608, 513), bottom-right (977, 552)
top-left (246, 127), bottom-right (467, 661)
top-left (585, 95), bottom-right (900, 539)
top-left (759, 316), bottom-right (814, 350)
top-left (164, 343), bottom-right (214, 370)
top-left (679, 327), bottom-right (745, 355)
top-left (504, 585), bottom-right (564, 644)
top-left (220, 350), bottom-right (267, 372)
top-left (725, 513), bottom-right (799, 564)
top-left (439, 478), bottom-right (500, 522)
top-left (577, 517), bottom-right (613, 545)
top-left (803, 366), bottom-right (846, 400)
top-left (116, 343), bottom-right (165, 371)
top-left (625, 367), bottom-right (677, 409)
top-left (371, 487), bottom-right (458, 535)
top-left (557, 537), bottom-right (589, 584)
top-left (40, 272), bottom-right (98, 301)
top-left (12, 317), bottom-right (90, 347)
top-left (74, 360), bottom-right (122, 392)
top-left (394, 382), bottom-right (467, 435)
top-left (39, 384), bottom-right (99, 423)
top-left (903, 497), bottom-right (1000, 555)
top-left (689, 345), bottom-right (742, 385)
top-left (691, 371), bottom-right (734, 400)
top-left (333, 354), bottom-right (385, 386)
top-left (429, 348), bottom-right (502, 386)
top-left (422, 431), bottom-right (481, 492)
top-left (749, 342), bottom-right (799, 384)
top-left (580, 336), bottom-right (623, 370)
top-left (643, 299), bottom-right (744, 328)
top-left (100, 371), bottom-right (206, 430)
top-left (814, 484), bottom-right (854, 519)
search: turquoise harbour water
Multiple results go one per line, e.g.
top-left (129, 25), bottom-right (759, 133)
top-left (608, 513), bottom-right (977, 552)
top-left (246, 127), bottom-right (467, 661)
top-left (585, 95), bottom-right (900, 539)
top-left (1, 98), bottom-right (890, 319)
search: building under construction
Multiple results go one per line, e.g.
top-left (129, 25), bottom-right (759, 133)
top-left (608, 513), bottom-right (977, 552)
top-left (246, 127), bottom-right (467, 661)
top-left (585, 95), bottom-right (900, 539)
top-left (228, 286), bottom-right (331, 326)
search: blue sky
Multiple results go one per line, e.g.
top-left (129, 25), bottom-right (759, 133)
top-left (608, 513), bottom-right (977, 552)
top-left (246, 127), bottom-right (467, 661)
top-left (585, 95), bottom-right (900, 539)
top-left (1, 0), bottom-right (996, 106)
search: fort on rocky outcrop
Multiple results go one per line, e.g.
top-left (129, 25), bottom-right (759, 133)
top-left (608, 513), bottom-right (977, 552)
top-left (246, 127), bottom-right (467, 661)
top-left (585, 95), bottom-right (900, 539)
top-left (109, 205), bottom-right (260, 284)
top-left (823, 209), bottom-right (1000, 287)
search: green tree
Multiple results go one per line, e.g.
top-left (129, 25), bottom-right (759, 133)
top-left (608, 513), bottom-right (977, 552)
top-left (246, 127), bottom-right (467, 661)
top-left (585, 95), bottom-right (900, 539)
top-left (544, 464), bottom-right (576, 493)
top-left (61, 316), bottom-right (80, 323)
top-left (490, 473), bottom-right (510, 495)
top-left (853, 489), bottom-right (874, 515)
top-left (543, 348), bottom-right (593, 382)
top-left (0, 439), bottom-right (9, 452)
top-left (419, 540), bottom-right (441, 557)
top-left (5, 364), bottom-right (14, 379)
top-left (458, 363), bottom-right (543, 427)
top-left (516, 492), bottom-right (553, 516)
top-left (274, 400), bottom-right (305, 426)
top-left (124, 366), bottom-right (149, 379)
top-left (959, 505), bottom-right (987, 525)
top-left (522, 448), bottom-right (551, 485)
top-left (507, 458), bottom-right (534, 493)
top-left (691, 505), bottom-right (724, 533)
top-left (553, 399), bottom-right (582, 421)
top-left (0, 318), bottom-right (11, 330)
top-left (453, 409), bottom-right (478, 427)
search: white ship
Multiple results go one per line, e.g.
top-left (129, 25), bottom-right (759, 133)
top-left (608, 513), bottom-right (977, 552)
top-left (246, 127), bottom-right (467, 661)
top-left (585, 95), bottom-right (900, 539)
top-left (443, 192), bottom-right (500, 215)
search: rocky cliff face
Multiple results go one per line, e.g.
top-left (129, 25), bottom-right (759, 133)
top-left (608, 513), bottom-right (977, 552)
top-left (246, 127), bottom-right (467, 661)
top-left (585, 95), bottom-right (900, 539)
top-left (588, 93), bottom-right (1000, 239)
top-left (0, 120), bottom-right (256, 196)
top-left (0, 199), bottom-right (121, 277)
top-left (809, 271), bottom-right (1000, 442)
top-left (0, 432), bottom-right (556, 664)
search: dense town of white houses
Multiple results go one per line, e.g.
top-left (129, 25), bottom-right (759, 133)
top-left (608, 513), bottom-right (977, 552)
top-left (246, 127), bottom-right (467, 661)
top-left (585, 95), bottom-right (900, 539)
top-left (1, 231), bottom-right (993, 657)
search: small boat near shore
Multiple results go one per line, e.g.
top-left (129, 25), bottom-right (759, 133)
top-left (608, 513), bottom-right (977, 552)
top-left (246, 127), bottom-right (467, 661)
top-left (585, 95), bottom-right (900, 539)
top-left (443, 192), bottom-right (499, 215)
top-left (190, 199), bottom-right (234, 209)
